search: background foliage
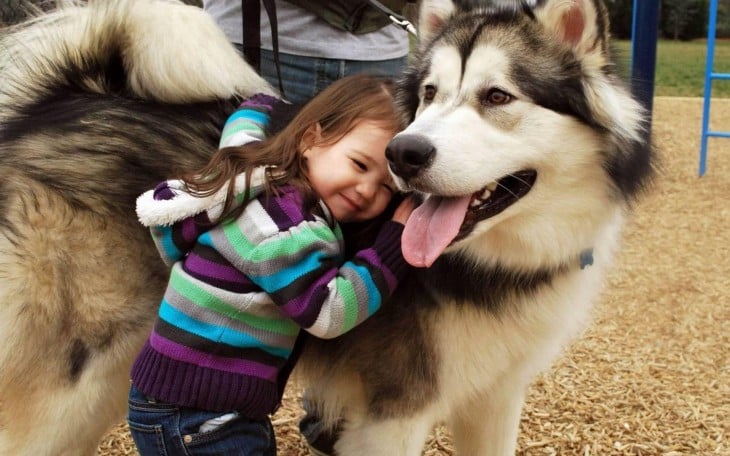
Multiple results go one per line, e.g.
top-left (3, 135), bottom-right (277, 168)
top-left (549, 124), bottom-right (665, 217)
top-left (606, 0), bottom-right (730, 40)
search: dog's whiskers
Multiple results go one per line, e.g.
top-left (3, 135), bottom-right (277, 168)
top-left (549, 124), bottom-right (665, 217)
top-left (496, 181), bottom-right (520, 200)
top-left (509, 173), bottom-right (535, 189)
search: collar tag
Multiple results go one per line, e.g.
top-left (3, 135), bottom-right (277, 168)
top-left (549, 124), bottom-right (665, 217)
top-left (580, 248), bottom-right (594, 270)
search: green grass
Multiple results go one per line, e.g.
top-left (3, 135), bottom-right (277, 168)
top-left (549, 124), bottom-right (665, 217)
top-left (615, 39), bottom-right (730, 98)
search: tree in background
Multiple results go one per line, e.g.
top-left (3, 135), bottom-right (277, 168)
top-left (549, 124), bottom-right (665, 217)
top-left (606, 0), bottom-right (635, 39)
top-left (662, 0), bottom-right (706, 40)
top-left (606, 0), bottom-right (729, 41)
top-left (717, 1), bottom-right (730, 37)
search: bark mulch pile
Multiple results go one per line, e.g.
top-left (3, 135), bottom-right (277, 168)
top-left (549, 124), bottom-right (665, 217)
top-left (98, 97), bottom-right (729, 455)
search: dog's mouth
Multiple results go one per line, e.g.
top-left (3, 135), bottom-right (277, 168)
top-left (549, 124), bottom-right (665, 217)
top-left (458, 169), bottom-right (537, 240)
top-left (402, 169), bottom-right (537, 268)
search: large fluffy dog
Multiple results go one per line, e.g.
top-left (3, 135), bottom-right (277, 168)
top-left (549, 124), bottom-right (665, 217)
top-left (0, 0), bottom-right (654, 455)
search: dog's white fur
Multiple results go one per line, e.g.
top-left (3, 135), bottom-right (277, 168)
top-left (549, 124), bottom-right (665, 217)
top-left (0, 0), bottom-right (271, 110)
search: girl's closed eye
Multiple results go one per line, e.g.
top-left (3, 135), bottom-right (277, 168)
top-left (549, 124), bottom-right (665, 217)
top-left (352, 158), bottom-right (367, 171)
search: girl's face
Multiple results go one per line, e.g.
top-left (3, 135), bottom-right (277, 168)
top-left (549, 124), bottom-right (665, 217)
top-left (303, 120), bottom-right (397, 223)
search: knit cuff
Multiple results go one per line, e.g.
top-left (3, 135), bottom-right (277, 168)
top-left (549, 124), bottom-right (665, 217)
top-left (240, 93), bottom-right (281, 111)
top-left (371, 220), bottom-right (409, 283)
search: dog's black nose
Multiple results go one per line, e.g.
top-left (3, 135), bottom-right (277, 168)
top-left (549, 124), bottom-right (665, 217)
top-left (385, 134), bottom-right (436, 180)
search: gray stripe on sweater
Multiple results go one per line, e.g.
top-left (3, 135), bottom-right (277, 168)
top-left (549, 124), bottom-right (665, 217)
top-left (214, 216), bottom-right (343, 286)
top-left (164, 278), bottom-right (298, 349)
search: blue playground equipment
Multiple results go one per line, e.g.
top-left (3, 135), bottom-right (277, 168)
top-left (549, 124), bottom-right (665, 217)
top-left (699, 0), bottom-right (728, 176)
top-left (630, 0), bottom-right (660, 124)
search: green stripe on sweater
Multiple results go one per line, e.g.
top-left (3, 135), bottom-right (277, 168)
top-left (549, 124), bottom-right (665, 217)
top-left (170, 268), bottom-right (299, 336)
top-left (222, 221), bottom-right (340, 264)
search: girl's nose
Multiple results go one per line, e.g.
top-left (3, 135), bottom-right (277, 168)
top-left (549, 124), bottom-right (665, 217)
top-left (356, 181), bottom-right (376, 200)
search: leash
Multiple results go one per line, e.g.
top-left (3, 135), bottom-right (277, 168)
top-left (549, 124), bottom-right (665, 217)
top-left (367, 0), bottom-right (417, 36)
top-left (241, 0), bottom-right (286, 97)
top-left (241, 0), bottom-right (260, 71)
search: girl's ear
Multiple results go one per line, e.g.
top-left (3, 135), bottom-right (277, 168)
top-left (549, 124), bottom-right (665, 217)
top-left (300, 122), bottom-right (322, 156)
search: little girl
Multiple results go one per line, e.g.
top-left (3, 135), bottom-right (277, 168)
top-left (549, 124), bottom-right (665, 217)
top-left (127, 74), bottom-right (415, 455)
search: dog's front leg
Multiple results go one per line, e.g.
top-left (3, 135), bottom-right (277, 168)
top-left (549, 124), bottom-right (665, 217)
top-left (334, 412), bottom-right (436, 456)
top-left (449, 386), bottom-right (526, 455)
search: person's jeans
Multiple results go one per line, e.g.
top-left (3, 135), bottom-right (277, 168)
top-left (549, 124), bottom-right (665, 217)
top-left (128, 385), bottom-right (276, 456)
top-left (234, 45), bottom-right (407, 104)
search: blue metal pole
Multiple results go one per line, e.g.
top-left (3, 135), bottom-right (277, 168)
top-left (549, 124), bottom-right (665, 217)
top-left (630, 0), bottom-right (661, 129)
top-left (699, 0), bottom-right (719, 177)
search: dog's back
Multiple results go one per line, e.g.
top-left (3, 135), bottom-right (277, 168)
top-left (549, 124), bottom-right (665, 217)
top-left (0, 1), bottom-right (271, 454)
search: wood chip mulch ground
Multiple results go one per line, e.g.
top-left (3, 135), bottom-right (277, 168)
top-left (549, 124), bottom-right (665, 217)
top-left (97, 96), bottom-right (729, 455)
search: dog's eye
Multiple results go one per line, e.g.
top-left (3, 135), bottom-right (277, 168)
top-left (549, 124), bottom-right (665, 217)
top-left (423, 84), bottom-right (437, 102)
top-left (480, 89), bottom-right (512, 106)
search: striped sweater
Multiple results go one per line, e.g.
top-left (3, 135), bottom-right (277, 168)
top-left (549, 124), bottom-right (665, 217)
top-left (131, 94), bottom-right (409, 417)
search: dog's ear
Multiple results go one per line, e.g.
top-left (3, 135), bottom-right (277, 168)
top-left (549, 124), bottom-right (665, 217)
top-left (417, 0), bottom-right (456, 43)
top-left (533, 0), bottom-right (610, 60)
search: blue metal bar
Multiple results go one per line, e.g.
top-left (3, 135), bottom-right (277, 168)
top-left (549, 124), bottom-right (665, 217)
top-left (706, 132), bottom-right (730, 139)
top-left (699, 0), bottom-right (720, 176)
top-left (630, 0), bottom-right (660, 124)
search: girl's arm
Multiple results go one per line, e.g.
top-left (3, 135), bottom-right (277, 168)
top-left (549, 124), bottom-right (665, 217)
top-left (219, 93), bottom-right (279, 148)
top-left (143, 94), bottom-right (280, 265)
top-left (240, 193), bottom-right (410, 339)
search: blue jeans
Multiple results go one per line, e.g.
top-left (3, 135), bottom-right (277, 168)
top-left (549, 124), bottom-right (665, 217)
top-left (235, 46), bottom-right (407, 104)
top-left (128, 385), bottom-right (276, 456)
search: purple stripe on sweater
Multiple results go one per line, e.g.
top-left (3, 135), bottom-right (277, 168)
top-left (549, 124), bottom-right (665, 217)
top-left (184, 251), bottom-right (247, 283)
top-left (181, 217), bottom-right (199, 244)
top-left (149, 331), bottom-right (277, 381)
top-left (279, 269), bottom-right (337, 318)
top-left (356, 248), bottom-right (398, 291)
top-left (262, 187), bottom-right (305, 229)
top-left (277, 191), bottom-right (307, 225)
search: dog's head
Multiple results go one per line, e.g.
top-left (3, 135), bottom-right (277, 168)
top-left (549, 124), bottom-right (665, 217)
top-left (390, 0), bottom-right (654, 268)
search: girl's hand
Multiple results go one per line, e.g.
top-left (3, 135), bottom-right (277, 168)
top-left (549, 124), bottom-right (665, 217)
top-left (392, 194), bottom-right (420, 225)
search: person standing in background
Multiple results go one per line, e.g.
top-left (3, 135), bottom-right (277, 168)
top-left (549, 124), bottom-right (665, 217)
top-left (202, 0), bottom-right (414, 104)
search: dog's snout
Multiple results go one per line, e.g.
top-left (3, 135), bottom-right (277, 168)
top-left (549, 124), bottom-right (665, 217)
top-left (385, 135), bottom-right (436, 180)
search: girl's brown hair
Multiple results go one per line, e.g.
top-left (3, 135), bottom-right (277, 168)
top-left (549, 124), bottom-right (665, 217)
top-left (182, 74), bottom-right (404, 222)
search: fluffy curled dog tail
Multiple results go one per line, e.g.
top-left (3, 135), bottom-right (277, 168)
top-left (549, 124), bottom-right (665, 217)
top-left (0, 0), bottom-right (273, 111)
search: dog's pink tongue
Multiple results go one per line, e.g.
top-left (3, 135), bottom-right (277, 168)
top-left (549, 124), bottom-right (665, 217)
top-left (402, 195), bottom-right (471, 268)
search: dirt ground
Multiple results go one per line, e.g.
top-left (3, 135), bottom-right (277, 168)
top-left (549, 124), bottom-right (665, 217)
top-left (97, 96), bottom-right (730, 455)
